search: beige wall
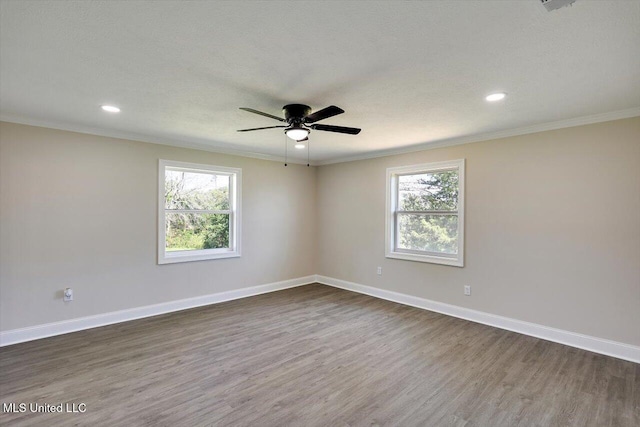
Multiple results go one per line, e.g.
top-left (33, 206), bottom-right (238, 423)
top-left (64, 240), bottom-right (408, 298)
top-left (2, 118), bottom-right (639, 347)
top-left (317, 117), bottom-right (640, 346)
top-left (0, 122), bottom-right (317, 330)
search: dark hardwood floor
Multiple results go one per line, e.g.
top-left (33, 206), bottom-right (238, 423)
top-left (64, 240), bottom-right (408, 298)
top-left (1, 284), bottom-right (638, 426)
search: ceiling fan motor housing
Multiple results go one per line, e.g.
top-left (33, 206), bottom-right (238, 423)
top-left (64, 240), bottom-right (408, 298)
top-left (283, 104), bottom-right (312, 123)
top-left (238, 104), bottom-right (360, 136)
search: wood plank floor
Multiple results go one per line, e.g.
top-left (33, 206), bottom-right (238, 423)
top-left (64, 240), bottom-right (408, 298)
top-left (1, 284), bottom-right (638, 426)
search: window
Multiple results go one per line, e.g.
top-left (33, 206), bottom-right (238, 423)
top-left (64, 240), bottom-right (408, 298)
top-left (158, 160), bottom-right (241, 264)
top-left (386, 159), bottom-right (464, 267)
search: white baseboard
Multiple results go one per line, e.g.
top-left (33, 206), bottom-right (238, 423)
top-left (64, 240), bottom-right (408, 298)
top-left (316, 275), bottom-right (640, 364)
top-left (4, 274), bottom-right (638, 364)
top-left (0, 275), bottom-right (316, 347)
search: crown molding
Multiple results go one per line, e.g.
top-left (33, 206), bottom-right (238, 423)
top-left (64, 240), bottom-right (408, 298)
top-left (0, 113), bottom-right (315, 166)
top-left (315, 107), bottom-right (640, 165)
top-left (3, 106), bottom-right (639, 167)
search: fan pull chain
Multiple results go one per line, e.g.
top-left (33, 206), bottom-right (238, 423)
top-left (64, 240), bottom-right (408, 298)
top-left (307, 140), bottom-right (310, 167)
top-left (284, 133), bottom-right (288, 167)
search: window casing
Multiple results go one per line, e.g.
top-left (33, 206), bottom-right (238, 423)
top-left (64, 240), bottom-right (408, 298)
top-left (158, 160), bottom-right (241, 264)
top-left (386, 159), bottom-right (464, 267)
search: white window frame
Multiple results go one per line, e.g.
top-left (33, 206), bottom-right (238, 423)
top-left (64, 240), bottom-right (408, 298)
top-left (386, 159), bottom-right (465, 267)
top-left (158, 159), bottom-right (241, 264)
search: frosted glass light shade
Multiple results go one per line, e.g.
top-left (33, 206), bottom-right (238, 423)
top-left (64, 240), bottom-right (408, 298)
top-left (286, 127), bottom-right (309, 141)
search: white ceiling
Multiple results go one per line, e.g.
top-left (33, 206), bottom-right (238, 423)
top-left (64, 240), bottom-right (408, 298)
top-left (1, 1), bottom-right (639, 164)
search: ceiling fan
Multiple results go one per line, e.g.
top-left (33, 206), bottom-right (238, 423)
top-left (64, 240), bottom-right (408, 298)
top-left (237, 104), bottom-right (361, 141)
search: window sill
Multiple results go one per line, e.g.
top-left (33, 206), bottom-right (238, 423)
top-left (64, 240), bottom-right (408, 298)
top-left (386, 251), bottom-right (463, 267)
top-left (158, 250), bottom-right (241, 265)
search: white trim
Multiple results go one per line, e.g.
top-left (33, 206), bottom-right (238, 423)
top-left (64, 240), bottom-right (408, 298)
top-left (2, 107), bottom-right (639, 167)
top-left (0, 115), bottom-right (313, 166)
top-left (315, 275), bottom-right (640, 364)
top-left (315, 107), bottom-right (640, 165)
top-left (158, 159), bottom-right (242, 264)
top-left (386, 159), bottom-right (465, 267)
top-left (2, 275), bottom-right (639, 363)
top-left (0, 276), bottom-right (316, 347)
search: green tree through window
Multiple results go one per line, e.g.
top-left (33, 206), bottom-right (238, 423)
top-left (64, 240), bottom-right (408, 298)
top-left (164, 171), bottom-right (230, 251)
top-left (386, 159), bottom-right (464, 267)
top-left (398, 171), bottom-right (458, 254)
top-left (159, 160), bottom-right (241, 264)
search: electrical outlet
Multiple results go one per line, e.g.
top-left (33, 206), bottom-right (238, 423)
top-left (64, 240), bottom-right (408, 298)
top-left (376, 266), bottom-right (382, 275)
top-left (464, 285), bottom-right (471, 296)
top-left (64, 288), bottom-right (73, 302)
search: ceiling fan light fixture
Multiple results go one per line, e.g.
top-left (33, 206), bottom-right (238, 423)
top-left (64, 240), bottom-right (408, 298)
top-left (285, 127), bottom-right (309, 141)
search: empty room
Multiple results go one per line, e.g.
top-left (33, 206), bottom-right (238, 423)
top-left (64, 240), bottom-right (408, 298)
top-left (1, 1), bottom-right (639, 426)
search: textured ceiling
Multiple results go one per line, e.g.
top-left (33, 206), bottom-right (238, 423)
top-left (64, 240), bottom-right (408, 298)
top-left (1, 1), bottom-right (639, 164)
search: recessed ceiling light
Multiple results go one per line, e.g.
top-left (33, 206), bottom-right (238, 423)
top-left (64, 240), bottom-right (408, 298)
top-left (101, 105), bottom-right (121, 113)
top-left (294, 143), bottom-right (306, 149)
top-left (485, 92), bottom-right (506, 102)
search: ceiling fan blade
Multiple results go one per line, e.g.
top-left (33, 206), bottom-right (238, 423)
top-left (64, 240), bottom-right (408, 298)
top-left (239, 107), bottom-right (286, 122)
top-left (310, 124), bottom-right (361, 135)
top-left (237, 125), bottom-right (287, 132)
top-left (304, 105), bottom-right (344, 123)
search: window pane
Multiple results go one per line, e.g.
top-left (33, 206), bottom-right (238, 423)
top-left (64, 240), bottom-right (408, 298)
top-left (398, 171), bottom-right (458, 211)
top-left (165, 170), bottom-right (230, 210)
top-left (397, 213), bottom-right (458, 254)
top-left (165, 213), bottom-right (230, 251)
